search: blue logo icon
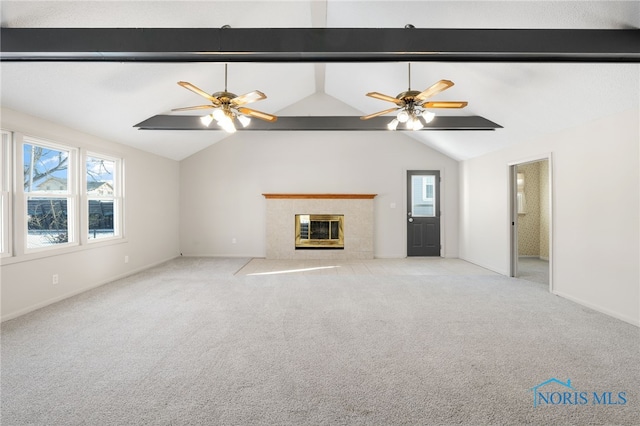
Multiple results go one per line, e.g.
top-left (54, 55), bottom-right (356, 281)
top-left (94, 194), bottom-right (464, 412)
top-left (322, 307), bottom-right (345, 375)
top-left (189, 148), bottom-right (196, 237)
top-left (530, 378), bottom-right (627, 407)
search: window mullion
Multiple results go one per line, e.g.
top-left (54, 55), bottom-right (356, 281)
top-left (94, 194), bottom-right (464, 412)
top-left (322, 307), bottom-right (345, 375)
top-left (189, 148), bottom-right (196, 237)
top-left (0, 131), bottom-right (13, 257)
top-left (80, 149), bottom-right (88, 245)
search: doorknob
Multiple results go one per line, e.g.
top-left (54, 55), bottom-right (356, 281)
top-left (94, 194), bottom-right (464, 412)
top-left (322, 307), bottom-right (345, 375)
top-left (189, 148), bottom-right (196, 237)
top-left (408, 218), bottom-right (414, 223)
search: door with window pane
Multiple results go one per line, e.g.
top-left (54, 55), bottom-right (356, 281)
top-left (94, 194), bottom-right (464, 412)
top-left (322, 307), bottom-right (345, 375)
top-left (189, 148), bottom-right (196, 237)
top-left (407, 170), bottom-right (441, 256)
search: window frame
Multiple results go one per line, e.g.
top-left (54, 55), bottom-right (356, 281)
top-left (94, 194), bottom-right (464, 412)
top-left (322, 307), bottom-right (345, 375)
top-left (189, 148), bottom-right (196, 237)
top-left (0, 130), bottom-right (127, 265)
top-left (83, 151), bottom-right (124, 244)
top-left (0, 130), bottom-right (13, 257)
top-left (20, 136), bottom-right (79, 253)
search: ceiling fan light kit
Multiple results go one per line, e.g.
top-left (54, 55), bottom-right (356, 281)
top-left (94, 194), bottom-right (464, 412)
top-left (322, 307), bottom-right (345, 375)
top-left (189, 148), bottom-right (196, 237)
top-left (237, 115), bottom-right (251, 128)
top-left (172, 64), bottom-right (277, 133)
top-left (387, 119), bottom-right (399, 131)
top-left (199, 114), bottom-right (215, 127)
top-left (361, 63), bottom-right (469, 131)
top-left (386, 103), bottom-right (435, 131)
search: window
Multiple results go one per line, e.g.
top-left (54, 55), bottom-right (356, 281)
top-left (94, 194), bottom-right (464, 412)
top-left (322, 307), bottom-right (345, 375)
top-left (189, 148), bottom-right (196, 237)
top-left (23, 139), bottom-right (76, 250)
top-left (412, 175), bottom-right (436, 216)
top-left (3, 133), bottom-right (124, 259)
top-left (423, 177), bottom-right (435, 201)
top-left (86, 154), bottom-right (122, 241)
top-left (517, 172), bottom-right (526, 214)
top-left (1, 131), bottom-right (11, 256)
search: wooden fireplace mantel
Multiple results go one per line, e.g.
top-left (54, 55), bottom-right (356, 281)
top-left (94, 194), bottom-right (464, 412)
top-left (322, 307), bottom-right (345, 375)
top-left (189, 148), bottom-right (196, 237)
top-left (262, 193), bottom-right (377, 199)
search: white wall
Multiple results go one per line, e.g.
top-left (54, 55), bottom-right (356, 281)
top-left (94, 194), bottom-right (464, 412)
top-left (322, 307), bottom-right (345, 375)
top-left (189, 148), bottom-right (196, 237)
top-left (180, 129), bottom-right (459, 259)
top-left (460, 109), bottom-right (640, 326)
top-left (1, 109), bottom-right (181, 321)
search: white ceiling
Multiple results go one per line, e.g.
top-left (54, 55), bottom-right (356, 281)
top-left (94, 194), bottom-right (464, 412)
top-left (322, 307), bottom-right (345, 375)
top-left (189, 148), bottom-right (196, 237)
top-left (1, 1), bottom-right (639, 161)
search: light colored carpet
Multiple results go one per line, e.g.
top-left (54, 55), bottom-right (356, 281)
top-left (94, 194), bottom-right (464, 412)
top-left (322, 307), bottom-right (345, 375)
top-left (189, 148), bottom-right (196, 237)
top-left (517, 257), bottom-right (550, 286)
top-left (236, 257), bottom-right (499, 276)
top-left (2, 257), bottom-right (639, 425)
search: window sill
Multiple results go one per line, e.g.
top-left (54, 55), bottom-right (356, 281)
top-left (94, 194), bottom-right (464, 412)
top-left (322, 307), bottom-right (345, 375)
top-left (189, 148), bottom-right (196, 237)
top-left (0, 237), bottom-right (128, 266)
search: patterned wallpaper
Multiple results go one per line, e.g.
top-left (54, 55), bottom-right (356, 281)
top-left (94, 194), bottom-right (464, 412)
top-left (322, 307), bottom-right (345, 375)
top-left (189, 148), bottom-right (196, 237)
top-left (517, 162), bottom-right (540, 255)
top-left (517, 160), bottom-right (550, 258)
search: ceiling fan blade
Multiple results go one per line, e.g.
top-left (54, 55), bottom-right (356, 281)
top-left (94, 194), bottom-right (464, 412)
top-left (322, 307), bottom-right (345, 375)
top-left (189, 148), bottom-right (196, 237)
top-left (177, 81), bottom-right (220, 105)
top-left (231, 90), bottom-right (267, 106)
top-left (366, 92), bottom-right (404, 105)
top-left (415, 80), bottom-right (455, 102)
top-left (422, 101), bottom-right (468, 109)
top-left (237, 107), bottom-right (278, 122)
top-left (360, 107), bottom-right (399, 120)
top-left (171, 105), bottom-right (216, 112)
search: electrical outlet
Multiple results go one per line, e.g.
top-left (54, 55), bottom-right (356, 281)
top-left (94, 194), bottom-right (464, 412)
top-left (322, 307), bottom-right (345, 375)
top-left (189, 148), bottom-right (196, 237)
top-left (124, 255), bottom-right (129, 264)
top-left (52, 274), bottom-right (59, 285)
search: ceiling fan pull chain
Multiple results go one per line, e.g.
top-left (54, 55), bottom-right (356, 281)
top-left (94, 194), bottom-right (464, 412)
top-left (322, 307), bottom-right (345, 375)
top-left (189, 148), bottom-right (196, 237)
top-left (408, 62), bottom-right (411, 91)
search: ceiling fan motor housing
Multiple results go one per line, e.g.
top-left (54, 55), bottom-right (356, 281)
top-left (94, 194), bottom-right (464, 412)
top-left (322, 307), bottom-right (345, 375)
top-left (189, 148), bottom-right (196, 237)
top-left (212, 91), bottom-right (238, 104)
top-left (397, 90), bottom-right (422, 105)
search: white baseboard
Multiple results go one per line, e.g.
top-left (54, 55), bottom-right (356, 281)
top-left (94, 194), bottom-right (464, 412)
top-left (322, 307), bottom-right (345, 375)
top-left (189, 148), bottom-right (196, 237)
top-left (458, 256), bottom-right (509, 276)
top-left (1, 255), bottom-right (179, 322)
top-left (553, 290), bottom-right (640, 328)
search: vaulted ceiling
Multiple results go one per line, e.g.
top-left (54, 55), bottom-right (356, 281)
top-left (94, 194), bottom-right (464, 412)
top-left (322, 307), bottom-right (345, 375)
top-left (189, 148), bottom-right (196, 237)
top-left (1, 1), bottom-right (639, 161)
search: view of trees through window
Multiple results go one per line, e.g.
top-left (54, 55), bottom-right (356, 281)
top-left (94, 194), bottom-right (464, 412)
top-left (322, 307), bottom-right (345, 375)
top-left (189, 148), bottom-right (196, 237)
top-left (87, 155), bottom-right (116, 240)
top-left (23, 142), bottom-right (121, 249)
top-left (24, 143), bottom-right (71, 248)
top-left (0, 135), bottom-right (123, 255)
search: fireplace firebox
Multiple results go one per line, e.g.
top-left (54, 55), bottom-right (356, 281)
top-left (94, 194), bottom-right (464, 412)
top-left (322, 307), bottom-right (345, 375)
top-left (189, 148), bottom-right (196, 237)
top-left (295, 214), bottom-right (344, 249)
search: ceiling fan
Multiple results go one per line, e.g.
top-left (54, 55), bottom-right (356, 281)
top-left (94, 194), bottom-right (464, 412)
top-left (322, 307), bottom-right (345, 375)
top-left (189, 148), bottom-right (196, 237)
top-left (361, 63), bottom-right (468, 130)
top-left (172, 64), bottom-right (277, 133)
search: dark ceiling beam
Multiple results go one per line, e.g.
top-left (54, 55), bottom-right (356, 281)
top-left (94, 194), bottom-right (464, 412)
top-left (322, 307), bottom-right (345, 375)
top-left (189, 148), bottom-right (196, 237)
top-left (134, 115), bottom-right (503, 131)
top-left (1, 28), bottom-right (639, 62)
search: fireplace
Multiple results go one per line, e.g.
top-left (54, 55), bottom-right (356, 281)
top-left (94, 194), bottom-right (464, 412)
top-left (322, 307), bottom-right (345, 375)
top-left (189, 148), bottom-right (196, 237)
top-left (263, 194), bottom-right (375, 259)
top-left (295, 214), bottom-right (344, 249)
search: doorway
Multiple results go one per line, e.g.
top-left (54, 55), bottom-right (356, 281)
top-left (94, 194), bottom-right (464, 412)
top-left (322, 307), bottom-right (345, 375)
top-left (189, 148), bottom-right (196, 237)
top-left (509, 157), bottom-right (552, 290)
top-left (407, 170), bottom-right (441, 256)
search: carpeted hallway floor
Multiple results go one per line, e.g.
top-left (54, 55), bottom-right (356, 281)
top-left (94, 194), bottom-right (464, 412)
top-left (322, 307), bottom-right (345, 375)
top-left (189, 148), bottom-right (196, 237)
top-left (2, 257), bottom-right (639, 425)
top-left (517, 257), bottom-right (550, 286)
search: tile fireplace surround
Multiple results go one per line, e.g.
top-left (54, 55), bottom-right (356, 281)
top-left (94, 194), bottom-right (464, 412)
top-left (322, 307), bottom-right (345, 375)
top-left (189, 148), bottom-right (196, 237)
top-left (263, 194), bottom-right (376, 260)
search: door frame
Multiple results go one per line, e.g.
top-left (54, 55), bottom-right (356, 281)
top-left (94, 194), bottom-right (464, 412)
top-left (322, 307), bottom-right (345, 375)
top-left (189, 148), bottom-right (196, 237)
top-left (508, 153), bottom-right (553, 293)
top-left (406, 169), bottom-right (442, 257)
